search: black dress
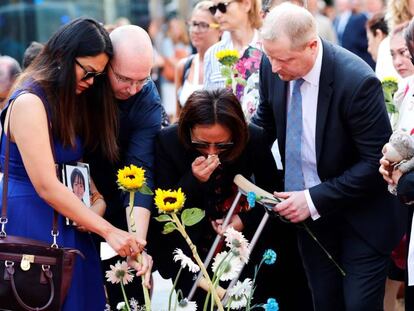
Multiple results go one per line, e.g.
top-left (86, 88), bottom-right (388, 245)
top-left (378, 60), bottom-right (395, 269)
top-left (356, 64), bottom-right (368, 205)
top-left (148, 123), bottom-right (313, 310)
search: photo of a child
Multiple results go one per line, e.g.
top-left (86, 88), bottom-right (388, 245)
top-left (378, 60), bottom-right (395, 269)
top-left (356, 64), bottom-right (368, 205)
top-left (64, 164), bottom-right (91, 207)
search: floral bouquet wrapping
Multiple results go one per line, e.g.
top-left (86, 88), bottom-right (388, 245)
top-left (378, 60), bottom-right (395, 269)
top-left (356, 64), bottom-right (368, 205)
top-left (381, 76), bottom-right (399, 129)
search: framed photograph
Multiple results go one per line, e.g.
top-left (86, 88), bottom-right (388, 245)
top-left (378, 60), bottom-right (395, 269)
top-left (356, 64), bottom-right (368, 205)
top-left (62, 162), bottom-right (91, 208)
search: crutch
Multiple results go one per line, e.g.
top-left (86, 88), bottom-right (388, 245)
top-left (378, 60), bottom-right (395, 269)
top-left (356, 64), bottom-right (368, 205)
top-left (187, 174), bottom-right (277, 301)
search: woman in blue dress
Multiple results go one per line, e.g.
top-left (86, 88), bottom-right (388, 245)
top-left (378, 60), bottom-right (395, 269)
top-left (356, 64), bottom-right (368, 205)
top-left (0, 18), bottom-right (145, 310)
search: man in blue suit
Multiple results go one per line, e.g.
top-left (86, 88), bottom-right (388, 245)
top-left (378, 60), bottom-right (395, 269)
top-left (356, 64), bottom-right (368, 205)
top-left (252, 3), bottom-right (406, 310)
top-left (334, 10), bottom-right (376, 69)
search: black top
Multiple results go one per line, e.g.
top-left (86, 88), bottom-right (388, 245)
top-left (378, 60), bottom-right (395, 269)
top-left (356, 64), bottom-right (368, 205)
top-left (148, 122), bottom-right (281, 281)
top-left (85, 81), bottom-right (162, 230)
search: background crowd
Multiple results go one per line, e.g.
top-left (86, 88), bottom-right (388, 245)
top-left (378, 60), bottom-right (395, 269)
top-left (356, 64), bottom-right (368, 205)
top-left (0, 0), bottom-right (414, 311)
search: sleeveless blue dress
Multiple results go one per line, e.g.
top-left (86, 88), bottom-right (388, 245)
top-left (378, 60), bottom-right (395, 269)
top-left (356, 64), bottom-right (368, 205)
top-left (0, 84), bottom-right (106, 310)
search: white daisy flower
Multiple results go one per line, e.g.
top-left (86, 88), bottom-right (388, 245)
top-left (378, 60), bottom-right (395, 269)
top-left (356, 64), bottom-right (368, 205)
top-left (211, 251), bottom-right (243, 281)
top-left (228, 278), bottom-right (252, 298)
top-left (105, 261), bottom-right (134, 285)
top-left (177, 298), bottom-right (198, 310)
top-left (173, 248), bottom-right (200, 273)
top-left (116, 302), bottom-right (126, 310)
top-left (224, 227), bottom-right (250, 263)
top-left (228, 295), bottom-right (248, 310)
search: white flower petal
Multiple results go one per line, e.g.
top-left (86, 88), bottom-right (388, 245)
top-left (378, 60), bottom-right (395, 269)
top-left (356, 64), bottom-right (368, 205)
top-left (212, 251), bottom-right (243, 281)
top-left (173, 248), bottom-right (200, 273)
top-left (228, 278), bottom-right (252, 298)
top-left (228, 295), bottom-right (247, 310)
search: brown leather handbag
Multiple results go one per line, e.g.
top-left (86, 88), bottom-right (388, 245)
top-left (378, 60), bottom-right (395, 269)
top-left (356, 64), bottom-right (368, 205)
top-left (0, 99), bottom-right (83, 311)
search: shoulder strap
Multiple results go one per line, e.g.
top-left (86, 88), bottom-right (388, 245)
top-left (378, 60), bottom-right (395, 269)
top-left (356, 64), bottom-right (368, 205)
top-left (0, 92), bottom-right (59, 244)
top-left (182, 54), bottom-right (195, 84)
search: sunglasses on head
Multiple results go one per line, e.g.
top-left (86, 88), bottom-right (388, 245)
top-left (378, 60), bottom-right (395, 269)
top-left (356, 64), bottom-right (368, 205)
top-left (191, 140), bottom-right (234, 150)
top-left (209, 1), bottom-right (234, 15)
top-left (75, 59), bottom-right (105, 81)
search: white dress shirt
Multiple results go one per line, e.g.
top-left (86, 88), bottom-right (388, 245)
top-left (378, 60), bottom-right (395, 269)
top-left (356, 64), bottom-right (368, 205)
top-left (287, 38), bottom-right (323, 220)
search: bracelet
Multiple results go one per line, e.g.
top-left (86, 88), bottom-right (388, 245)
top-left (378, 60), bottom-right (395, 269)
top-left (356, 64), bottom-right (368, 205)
top-left (90, 191), bottom-right (104, 205)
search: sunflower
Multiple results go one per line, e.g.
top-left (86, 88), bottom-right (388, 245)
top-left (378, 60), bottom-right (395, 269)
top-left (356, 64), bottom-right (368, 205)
top-left (215, 49), bottom-right (240, 66)
top-left (116, 165), bottom-right (146, 192)
top-left (154, 188), bottom-right (186, 213)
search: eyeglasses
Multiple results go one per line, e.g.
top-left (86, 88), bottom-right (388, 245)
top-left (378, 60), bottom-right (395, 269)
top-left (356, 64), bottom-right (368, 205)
top-left (75, 59), bottom-right (105, 81)
top-left (191, 140), bottom-right (234, 150)
top-left (109, 63), bottom-right (151, 87)
top-left (187, 21), bottom-right (220, 32)
top-left (209, 1), bottom-right (235, 15)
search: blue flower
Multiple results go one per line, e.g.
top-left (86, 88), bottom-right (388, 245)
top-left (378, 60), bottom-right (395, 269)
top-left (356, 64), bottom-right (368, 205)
top-left (263, 249), bottom-right (277, 265)
top-left (247, 192), bottom-right (256, 208)
top-left (265, 298), bottom-right (279, 311)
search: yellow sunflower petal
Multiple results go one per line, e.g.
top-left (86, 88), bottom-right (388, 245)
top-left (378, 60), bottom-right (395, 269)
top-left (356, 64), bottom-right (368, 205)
top-left (154, 188), bottom-right (186, 214)
top-left (116, 164), bottom-right (146, 192)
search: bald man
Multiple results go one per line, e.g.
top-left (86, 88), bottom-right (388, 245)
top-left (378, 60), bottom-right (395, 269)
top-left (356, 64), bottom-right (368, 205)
top-left (85, 25), bottom-right (162, 308)
top-left (0, 55), bottom-right (21, 109)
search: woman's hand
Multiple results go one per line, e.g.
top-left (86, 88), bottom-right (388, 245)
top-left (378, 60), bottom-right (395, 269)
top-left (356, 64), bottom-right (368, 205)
top-left (104, 227), bottom-right (146, 258)
top-left (379, 156), bottom-right (395, 185)
top-left (211, 214), bottom-right (244, 235)
top-left (128, 251), bottom-right (153, 289)
top-left (192, 155), bottom-right (220, 182)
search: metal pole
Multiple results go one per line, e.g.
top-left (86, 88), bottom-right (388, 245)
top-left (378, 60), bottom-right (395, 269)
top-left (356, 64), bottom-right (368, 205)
top-left (187, 191), bottom-right (243, 301)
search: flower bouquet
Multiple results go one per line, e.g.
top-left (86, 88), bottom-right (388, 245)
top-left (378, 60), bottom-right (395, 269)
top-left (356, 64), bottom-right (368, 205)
top-left (381, 76), bottom-right (399, 129)
top-left (153, 187), bottom-right (281, 311)
top-left (215, 49), bottom-right (246, 95)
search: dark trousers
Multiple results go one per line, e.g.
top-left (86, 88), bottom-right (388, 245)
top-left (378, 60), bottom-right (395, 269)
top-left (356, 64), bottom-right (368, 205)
top-left (297, 218), bottom-right (389, 311)
top-left (405, 209), bottom-right (414, 311)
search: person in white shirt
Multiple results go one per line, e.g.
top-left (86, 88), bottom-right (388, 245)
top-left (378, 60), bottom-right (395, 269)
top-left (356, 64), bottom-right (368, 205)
top-left (253, 4), bottom-right (406, 310)
top-left (175, 1), bottom-right (221, 119)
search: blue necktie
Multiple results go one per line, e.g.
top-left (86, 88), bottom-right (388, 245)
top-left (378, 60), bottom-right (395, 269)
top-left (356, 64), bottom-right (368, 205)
top-left (285, 78), bottom-right (305, 191)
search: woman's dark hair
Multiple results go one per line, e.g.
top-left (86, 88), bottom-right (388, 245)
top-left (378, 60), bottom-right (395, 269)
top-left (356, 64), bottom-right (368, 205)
top-left (366, 12), bottom-right (388, 37)
top-left (13, 17), bottom-right (118, 161)
top-left (70, 168), bottom-right (85, 188)
top-left (178, 88), bottom-right (248, 162)
top-left (405, 18), bottom-right (414, 63)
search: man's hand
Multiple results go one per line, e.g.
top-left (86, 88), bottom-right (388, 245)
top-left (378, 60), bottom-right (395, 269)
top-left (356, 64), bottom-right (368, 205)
top-left (211, 214), bottom-right (244, 235)
top-left (128, 251), bottom-right (153, 289)
top-left (192, 155), bottom-right (220, 182)
top-left (273, 191), bottom-right (310, 223)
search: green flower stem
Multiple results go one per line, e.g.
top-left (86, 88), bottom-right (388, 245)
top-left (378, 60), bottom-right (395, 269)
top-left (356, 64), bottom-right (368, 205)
top-left (262, 196), bottom-right (346, 277)
top-left (138, 253), bottom-right (152, 310)
top-left (128, 191), bottom-right (151, 311)
top-left (246, 259), bottom-right (264, 311)
top-left (129, 192), bottom-right (136, 233)
top-left (171, 213), bottom-right (224, 311)
top-left (169, 267), bottom-right (183, 311)
top-left (301, 223), bottom-right (346, 276)
top-left (120, 282), bottom-right (131, 311)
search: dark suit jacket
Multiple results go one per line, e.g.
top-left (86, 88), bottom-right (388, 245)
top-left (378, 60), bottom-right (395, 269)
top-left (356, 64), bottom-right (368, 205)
top-left (252, 39), bottom-right (406, 254)
top-left (335, 13), bottom-right (375, 69)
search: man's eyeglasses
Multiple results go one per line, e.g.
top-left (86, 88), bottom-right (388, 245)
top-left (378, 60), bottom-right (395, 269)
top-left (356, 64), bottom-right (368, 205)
top-left (75, 59), bottom-right (105, 81)
top-left (191, 140), bottom-right (234, 150)
top-left (109, 63), bottom-right (151, 88)
top-left (187, 21), bottom-right (220, 32)
top-left (209, 1), bottom-right (235, 15)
